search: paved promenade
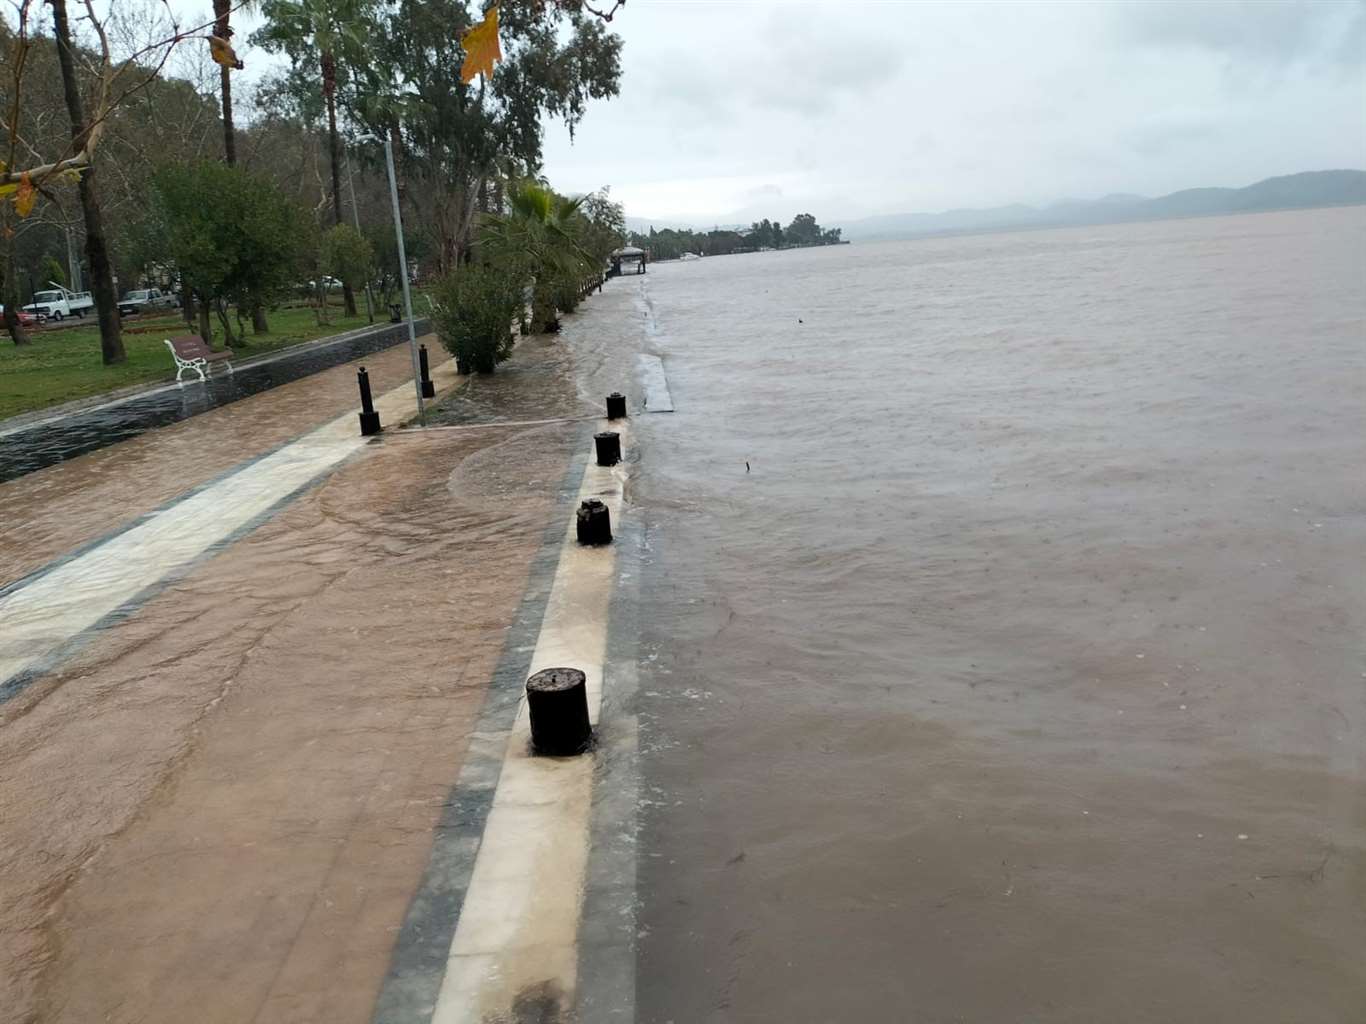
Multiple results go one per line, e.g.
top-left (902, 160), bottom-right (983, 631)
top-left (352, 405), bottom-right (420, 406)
top-left (0, 328), bottom-right (611, 1023)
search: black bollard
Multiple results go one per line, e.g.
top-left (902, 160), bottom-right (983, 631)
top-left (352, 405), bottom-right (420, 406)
top-left (526, 667), bottom-right (592, 756)
top-left (419, 344), bottom-right (436, 398)
top-left (605, 392), bottom-right (627, 420)
top-left (357, 366), bottom-right (382, 436)
top-left (594, 430), bottom-right (621, 467)
top-left (576, 498), bottom-right (612, 546)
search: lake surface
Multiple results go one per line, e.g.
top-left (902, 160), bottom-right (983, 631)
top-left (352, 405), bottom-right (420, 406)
top-left (611, 208), bottom-right (1366, 1021)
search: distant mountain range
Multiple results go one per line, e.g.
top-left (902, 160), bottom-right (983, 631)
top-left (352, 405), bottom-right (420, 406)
top-left (626, 171), bottom-right (1366, 242)
top-left (839, 170), bottom-right (1366, 242)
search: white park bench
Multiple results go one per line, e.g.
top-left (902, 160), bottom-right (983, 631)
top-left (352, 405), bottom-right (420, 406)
top-left (165, 334), bottom-right (234, 384)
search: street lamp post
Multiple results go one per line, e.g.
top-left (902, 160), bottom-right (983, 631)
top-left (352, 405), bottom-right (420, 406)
top-left (357, 131), bottom-right (425, 423)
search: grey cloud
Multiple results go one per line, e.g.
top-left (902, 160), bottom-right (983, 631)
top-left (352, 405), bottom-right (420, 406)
top-left (741, 183), bottom-right (784, 204)
top-left (1116, 0), bottom-right (1366, 66)
top-left (740, 9), bottom-right (907, 114)
top-left (1128, 116), bottom-right (1223, 157)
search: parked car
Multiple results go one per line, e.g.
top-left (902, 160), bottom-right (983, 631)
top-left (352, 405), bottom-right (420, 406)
top-left (308, 276), bottom-right (343, 292)
top-left (0, 304), bottom-right (42, 326)
top-left (23, 287), bottom-right (93, 321)
top-left (117, 288), bottom-right (178, 316)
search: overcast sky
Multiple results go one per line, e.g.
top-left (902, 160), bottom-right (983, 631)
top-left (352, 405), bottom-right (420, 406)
top-left (537, 0), bottom-right (1366, 225)
top-left (154, 0), bottom-right (1366, 226)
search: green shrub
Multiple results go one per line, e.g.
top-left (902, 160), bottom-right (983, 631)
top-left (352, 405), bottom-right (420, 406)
top-left (431, 262), bottom-right (524, 374)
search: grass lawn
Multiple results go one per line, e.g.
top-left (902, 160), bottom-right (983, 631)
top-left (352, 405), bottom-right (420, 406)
top-left (0, 301), bottom-right (378, 421)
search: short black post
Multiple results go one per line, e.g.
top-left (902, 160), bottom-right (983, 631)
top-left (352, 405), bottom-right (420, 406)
top-left (594, 430), bottom-right (621, 467)
top-left (526, 667), bottom-right (592, 756)
top-left (576, 498), bottom-right (612, 546)
top-left (419, 344), bottom-right (436, 398)
top-left (357, 366), bottom-right (382, 436)
top-left (605, 392), bottom-right (627, 420)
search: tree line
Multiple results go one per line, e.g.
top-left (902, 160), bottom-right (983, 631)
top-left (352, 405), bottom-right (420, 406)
top-left (0, 0), bottom-right (624, 364)
top-left (628, 212), bottom-right (843, 261)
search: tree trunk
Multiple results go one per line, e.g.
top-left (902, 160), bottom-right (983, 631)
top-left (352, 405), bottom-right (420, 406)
top-left (215, 301), bottom-right (235, 347)
top-left (219, 67), bottom-right (236, 165)
top-left (320, 51), bottom-right (356, 317)
top-left (3, 249), bottom-right (31, 345)
top-left (3, 305), bottom-right (30, 345)
top-left (197, 292), bottom-right (212, 343)
top-left (50, 0), bottom-right (124, 365)
top-left (214, 0), bottom-right (235, 164)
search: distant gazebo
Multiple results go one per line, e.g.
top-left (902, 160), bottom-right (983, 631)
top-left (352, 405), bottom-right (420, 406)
top-left (609, 245), bottom-right (647, 276)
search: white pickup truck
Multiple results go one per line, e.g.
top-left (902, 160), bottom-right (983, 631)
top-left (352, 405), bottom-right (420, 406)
top-left (23, 286), bottom-right (94, 321)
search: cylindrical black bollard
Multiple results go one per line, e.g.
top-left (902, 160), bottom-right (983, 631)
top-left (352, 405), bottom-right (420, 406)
top-left (605, 392), bottom-right (627, 420)
top-left (594, 430), bottom-right (621, 467)
top-left (526, 667), bottom-right (591, 756)
top-left (419, 344), bottom-right (436, 399)
top-left (357, 366), bottom-right (382, 436)
top-left (576, 498), bottom-right (612, 546)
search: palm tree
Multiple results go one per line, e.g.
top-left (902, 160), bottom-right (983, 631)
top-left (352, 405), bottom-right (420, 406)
top-left (212, 0), bottom-right (255, 165)
top-left (253, 0), bottom-right (372, 316)
top-left (479, 182), bottom-right (592, 334)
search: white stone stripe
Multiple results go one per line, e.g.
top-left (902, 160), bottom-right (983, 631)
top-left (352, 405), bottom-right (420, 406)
top-left (636, 354), bottom-right (674, 412)
top-left (0, 362), bottom-right (452, 689)
top-left (431, 424), bottom-right (629, 1024)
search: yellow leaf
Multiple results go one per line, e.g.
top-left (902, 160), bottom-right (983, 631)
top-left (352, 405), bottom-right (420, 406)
top-left (209, 35), bottom-right (243, 70)
top-left (459, 5), bottom-right (501, 84)
top-left (0, 182), bottom-right (16, 197)
top-left (62, 167), bottom-right (84, 185)
top-left (14, 172), bottom-right (36, 217)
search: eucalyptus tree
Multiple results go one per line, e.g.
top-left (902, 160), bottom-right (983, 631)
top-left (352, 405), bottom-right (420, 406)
top-left (252, 0), bottom-right (377, 316)
top-left (345, 0), bottom-right (623, 275)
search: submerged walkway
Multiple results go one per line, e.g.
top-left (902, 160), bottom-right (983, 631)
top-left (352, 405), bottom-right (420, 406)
top-left (0, 318), bottom-right (429, 484)
top-left (0, 281), bottom-right (652, 1024)
top-left (0, 322), bottom-right (602, 1023)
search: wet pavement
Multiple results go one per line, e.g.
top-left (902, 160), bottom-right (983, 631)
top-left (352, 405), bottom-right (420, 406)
top-left (0, 320), bottom-right (591, 1022)
top-left (0, 343), bottom-right (430, 589)
top-left (0, 319), bottom-right (430, 484)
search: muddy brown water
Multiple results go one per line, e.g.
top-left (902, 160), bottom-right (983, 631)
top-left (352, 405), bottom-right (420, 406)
top-left (0, 342), bottom-right (425, 589)
top-left (624, 208), bottom-right (1366, 1022)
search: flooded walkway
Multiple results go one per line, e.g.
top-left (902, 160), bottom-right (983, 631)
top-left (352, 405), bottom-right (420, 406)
top-left (0, 343), bottom-right (423, 588)
top-left (0, 320), bottom-right (605, 1022)
top-left (0, 319), bottom-right (429, 484)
